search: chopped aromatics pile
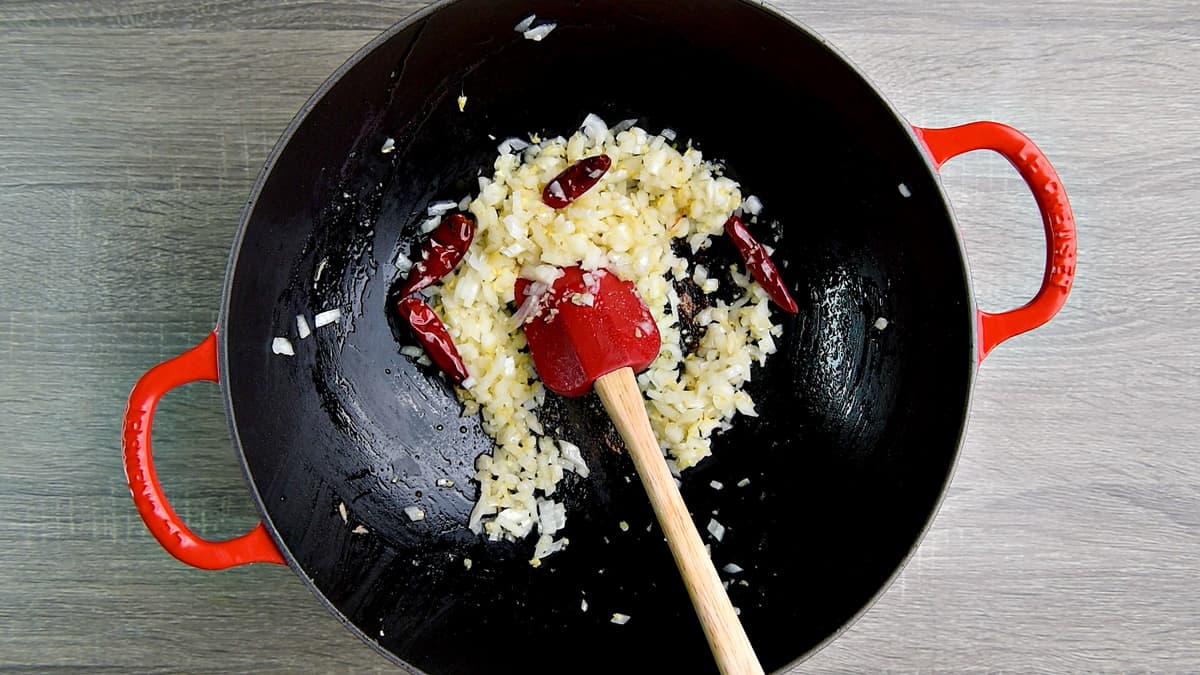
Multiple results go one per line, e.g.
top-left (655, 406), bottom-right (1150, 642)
top-left (398, 114), bottom-right (791, 565)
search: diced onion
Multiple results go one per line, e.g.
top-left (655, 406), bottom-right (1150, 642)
top-left (314, 308), bottom-right (342, 328)
top-left (419, 215), bottom-right (441, 233)
top-left (427, 200), bottom-right (458, 216)
top-left (558, 441), bottom-right (589, 478)
top-left (404, 506), bottom-right (425, 522)
top-left (497, 137), bottom-right (531, 155)
top-left (395, 250), bottom-right (413, 275)
top-left (271, 337), bottom-right (294, 356)
top-left (580, 113), bottom-right (608, 146)
top-left (295, 315), bottom-right (311, 339)
top-left (513, 14), bottom-right (536, 32)
top-left (523, 22), bottom-right (556, 41)
top-left (707, 518), bottom-right (726, 542)
top-left (612, 118), bottom-right (638, 132)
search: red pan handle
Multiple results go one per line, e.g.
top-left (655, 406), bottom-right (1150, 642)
top-left (122, 331), bottom-right (285, 569)
top-left (914, 122), bottom-right (1077, 361)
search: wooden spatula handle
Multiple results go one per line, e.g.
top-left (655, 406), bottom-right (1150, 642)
top-left (595, 367), bottom-right (764, 675)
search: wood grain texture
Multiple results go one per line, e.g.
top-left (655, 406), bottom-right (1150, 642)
top-left (1, 0), bottom-right (1197, 671)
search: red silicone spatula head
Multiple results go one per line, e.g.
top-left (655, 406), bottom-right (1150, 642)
top-left (515, 266), bottom-right (661, 397)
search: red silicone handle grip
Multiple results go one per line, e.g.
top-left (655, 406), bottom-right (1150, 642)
top-left (122, 331), bottom-right (285, 570)
top-left (914, 122), bottom-right (1077, 360)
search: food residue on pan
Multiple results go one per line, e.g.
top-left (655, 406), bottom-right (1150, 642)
top-left (387, 114), bottom-right (795, 564)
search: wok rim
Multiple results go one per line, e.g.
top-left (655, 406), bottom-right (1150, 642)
top-left (213, 0), bottom-right (982, 671)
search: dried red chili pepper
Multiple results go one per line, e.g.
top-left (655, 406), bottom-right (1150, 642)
top-left (542, 154), bottom-right (612, 208)
top-left (396, 296), bottom-right (469, 384)
top-left (724, 214), bottom-right (798, 314)
top-left (395, 212), bottom-right (476, 297)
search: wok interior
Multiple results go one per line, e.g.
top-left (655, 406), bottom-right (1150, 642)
top-left (223, 0), bottom-right (974, 672)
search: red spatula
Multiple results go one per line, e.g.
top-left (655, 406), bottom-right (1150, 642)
top-left (516, 266), bottom-right (764, 675)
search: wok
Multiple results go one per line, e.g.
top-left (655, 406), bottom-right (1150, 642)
top-left (122, 0), bottom-right (1076, 672)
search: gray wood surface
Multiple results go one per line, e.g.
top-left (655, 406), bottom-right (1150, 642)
top-left (1, 0), bottom-right (1196, 671)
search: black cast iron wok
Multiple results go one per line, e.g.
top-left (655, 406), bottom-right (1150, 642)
top-left (122, 0), bottom-right (1076, 672)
